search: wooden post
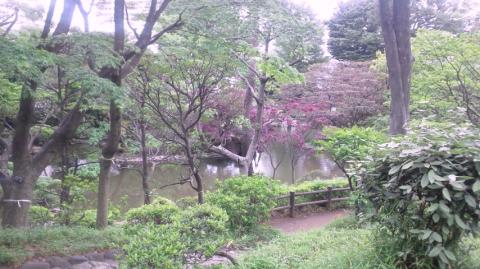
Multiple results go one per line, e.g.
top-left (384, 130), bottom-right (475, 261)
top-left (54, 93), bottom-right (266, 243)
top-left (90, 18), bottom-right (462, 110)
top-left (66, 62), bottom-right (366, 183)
top-left (327, 187), bottom-right (332, 210)
top-left (289, 191), bottom-right (295, 218)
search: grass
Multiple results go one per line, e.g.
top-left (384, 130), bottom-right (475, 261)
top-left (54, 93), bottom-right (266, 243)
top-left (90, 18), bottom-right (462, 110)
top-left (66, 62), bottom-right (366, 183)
top-left (223, 216), bottom-right (480, 269)
top-left (0, 225), bottom-right (126, 266)
top-left (229, 225), bottom-right (281, 250)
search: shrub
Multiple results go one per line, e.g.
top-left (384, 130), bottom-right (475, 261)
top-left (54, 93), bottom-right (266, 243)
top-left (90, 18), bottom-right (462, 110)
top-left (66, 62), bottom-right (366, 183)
top-left (76, 208), bottom-right (120, 228)
top-left (175, 196), bottom-right (198, 209)
top-left (122, 223), bottom-right (185, 269)
top-left (126, 203), bottom-right (179, 225)
top-left (315, 126), bottom-right (386, 189)
top-left (28, 205), bottom-right (53, 227)
top-left (206, 176), bottom-right (282, 231)
top-left (152, 196), bottom-right (176, 206)
top-left (179, 204), bottom-right (229, 258)
top-left (0, 226), bottom-right (124, 266)
top-left (362, 127), bottom-right (480, 269)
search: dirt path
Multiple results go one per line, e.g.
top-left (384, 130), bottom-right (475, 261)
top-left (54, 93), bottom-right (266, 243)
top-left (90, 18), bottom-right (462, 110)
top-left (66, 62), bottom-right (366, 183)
top-left (268, 209), bottom-right (350, 234)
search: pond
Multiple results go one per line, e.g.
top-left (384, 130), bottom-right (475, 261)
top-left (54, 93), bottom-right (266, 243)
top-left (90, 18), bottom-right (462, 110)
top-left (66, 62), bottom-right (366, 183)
top-left (108, 145), bottom-right (344, 210)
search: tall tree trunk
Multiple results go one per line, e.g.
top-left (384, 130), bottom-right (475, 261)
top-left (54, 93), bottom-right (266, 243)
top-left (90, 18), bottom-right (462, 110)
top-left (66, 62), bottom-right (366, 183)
top-left (52, 0), bottom-right (76, 36)
top-left (378, 0), bottom-right (412, 135)
top-left (140, 119), bottom-right (151, 205)
top-left (96, 0), bottom-right (124, 229)
top-left (185, 139), bottom-right (203, 204)
top-left (96, 100), bottom-right (122, 229)
top-left (41, 0), bottom-right (57, 38)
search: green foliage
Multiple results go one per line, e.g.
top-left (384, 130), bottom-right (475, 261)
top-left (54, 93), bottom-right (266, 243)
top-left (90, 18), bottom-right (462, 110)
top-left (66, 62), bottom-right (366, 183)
top-left (0, 226), bottom-right (124, 266)
top-left (362, 125), bottom-right (480, 268)
top-left (233, 228), bottom-right (397, 269)
top-left (178, 204), bottom-right (229, 258)
top-left (175, 196), bottom-right (198, 209)
top-left (327, 0), bottom-right (383, 61)
top-left (0, 73), bottom-right (21, 117)
top-left (122, 223), bottom-right (185, 269)
top-left (258, 57), bottom-right (304, 85)
top-left (151, 196), bottom-right (176, 206)
top-left (206, 176), bottom-right (283, 231)
top-left (76, 208), bottom-right (120, 228)
top-left (126, 203), bottom-right (180, 225)
top-left (315, 127), bottom-right (386, 188)
top-left (27, 206), bottom-right (53, 227)
top-left (33, 177), bottom-right (61, 206)
top-left (411, 30), bottom-right (480, 125)
top-left (316, 127), bottom-right (386, 165)
top-left (0, 36), bottom-right (55, 83)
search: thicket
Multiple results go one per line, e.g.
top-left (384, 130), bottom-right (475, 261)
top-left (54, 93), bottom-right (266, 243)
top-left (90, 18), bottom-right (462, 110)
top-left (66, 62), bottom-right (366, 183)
top-left (361, 124), bottom-right (480, 268)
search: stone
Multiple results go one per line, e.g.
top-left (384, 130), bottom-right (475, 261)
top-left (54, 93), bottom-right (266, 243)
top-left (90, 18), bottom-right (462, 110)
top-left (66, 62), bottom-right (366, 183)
top-left (103, 260), bottom-right (117, 268)
top-left (70, 262), bottom-right (92, 269)
top-left (103, 250), bottom-right (119, 260)
top-left (20, 262), bottom-right (51, 269)
top-left (68, 256), bottom-right (88, 265)
top-left (89, 261), bottom-right (115, 269)
top-left (86, 253), bottom-right (104, 262)
top-left (46, 256), bottom-right (70, 268)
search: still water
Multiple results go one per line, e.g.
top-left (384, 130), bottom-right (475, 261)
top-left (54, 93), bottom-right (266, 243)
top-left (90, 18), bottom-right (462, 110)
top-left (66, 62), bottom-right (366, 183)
top-left (108, 146), bottom-right (343, 209)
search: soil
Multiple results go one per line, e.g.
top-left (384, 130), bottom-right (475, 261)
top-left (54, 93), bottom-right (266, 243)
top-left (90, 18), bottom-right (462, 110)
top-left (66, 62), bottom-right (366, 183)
top-left (268, 209), bottom-right (350, 234)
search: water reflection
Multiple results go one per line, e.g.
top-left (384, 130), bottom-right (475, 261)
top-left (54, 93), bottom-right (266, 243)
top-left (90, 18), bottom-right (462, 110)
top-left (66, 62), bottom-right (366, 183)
top-left (108, 146), bottom-right (343, 210)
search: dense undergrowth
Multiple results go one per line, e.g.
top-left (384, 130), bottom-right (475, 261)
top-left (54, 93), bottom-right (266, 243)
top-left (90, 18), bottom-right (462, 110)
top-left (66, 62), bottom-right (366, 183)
top-left (227, 215), bottom-right (480, 269)
top-left (0, 226), bottom-right (125, 266)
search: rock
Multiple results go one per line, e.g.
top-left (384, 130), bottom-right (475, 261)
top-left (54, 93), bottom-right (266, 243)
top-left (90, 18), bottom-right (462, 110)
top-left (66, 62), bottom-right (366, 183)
top-left (89, 261), bottom-right (115, 269)
top-left (103, 260), bottom-right (117, 268)
top-left (20, 262), bottom-right (51, 269)
top-left (86, 253), bottom-right (104, 262)
top-left (68, 256), bottom-right (88, 265)
top-left (47, 256), bottom-right (70, 268)
top-left (70, 262), bottom-right (92, 269)
top-left (103, 250), bottom-right (119, 260)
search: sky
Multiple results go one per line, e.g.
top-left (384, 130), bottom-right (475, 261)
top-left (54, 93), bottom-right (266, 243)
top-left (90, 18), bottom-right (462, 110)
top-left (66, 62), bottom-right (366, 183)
top-left (1, 0), bottom-right (342, 33)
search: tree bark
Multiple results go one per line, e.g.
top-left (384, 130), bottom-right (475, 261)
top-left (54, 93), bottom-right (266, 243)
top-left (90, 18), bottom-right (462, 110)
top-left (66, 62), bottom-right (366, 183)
top-left (378, 0), bottom-right (412, 135)
top-left (41, 0), bottom-right (57, 38)
top-left (140, 118), bottom-right (151, 205)
top-left (52, 0), bottom-right (76, 36)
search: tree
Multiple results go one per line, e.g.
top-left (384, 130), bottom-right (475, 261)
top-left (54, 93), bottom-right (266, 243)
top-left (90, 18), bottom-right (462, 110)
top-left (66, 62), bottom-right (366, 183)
top-left (328, 0), bottom-right (384, 61)
top-left (412, 30), bottom-right (480, 125)
top-left (139, 36), bottom-right (230, 204)
top-left (276, 3), bottom-right (327, 72)
top-left (410, 0), bottom-right (472, 34)
top-left (208, 0), bottom-right (304, 174)
top-left (379, 0), bottom-right (412, 135)
top-left (0, 0), bottom-right (119, 227)
top-left (95, 0), bottom-right (183, 229)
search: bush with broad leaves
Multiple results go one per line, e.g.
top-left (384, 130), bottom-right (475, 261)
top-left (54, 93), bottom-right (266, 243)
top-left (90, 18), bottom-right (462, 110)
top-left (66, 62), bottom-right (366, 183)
top-left (361, 123), bottom-right (480, 269)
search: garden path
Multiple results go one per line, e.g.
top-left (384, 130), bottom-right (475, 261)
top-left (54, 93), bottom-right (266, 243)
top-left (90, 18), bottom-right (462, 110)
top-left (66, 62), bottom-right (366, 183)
top-left (268, 209), bottom-right (350, 234)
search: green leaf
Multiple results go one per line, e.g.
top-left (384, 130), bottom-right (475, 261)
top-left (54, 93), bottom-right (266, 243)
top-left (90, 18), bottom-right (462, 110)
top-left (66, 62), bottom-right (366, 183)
top-left (402, 161), bottom-right (413, 170)
top-left (389, 165), bottom-right (401, 175)
top-left (473, 180), bottom-right (480, 193)
top-left (449, 181), bottom-right (466, 191)
top-left (421, 174), bottom-right (430, 188)
top-left (454, 215), bottom-right (468, 230)
top-left (439, 202), bottom-right (450, 213)
top-left (442, 188), bottom-right (451, 202)
top-left (433, 214), bottom-right (440, 223)
top-left (421, 230), bottom-right (432, 240)
top-left (399, 185), bottom-right (412, 193)
top-left (443, 249), bottom-right (456, 261)
top-left (465, 194), bottom-right (476, 208)
top-left (428, 245), bottom-right (442, 257)
top-left (431, 232), bottom-right (442, 242)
